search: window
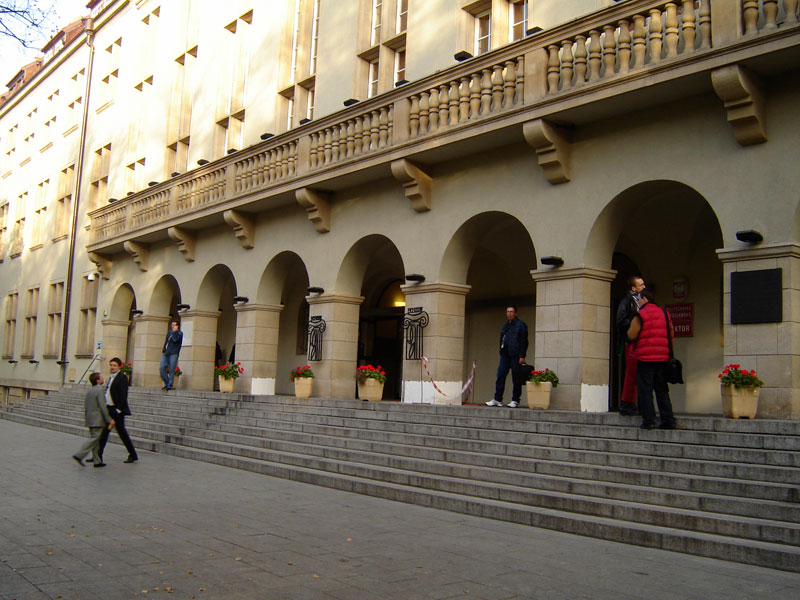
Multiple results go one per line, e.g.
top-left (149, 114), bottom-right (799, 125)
top-left (309, 0), bottom-right (321, 74)
top-left (10, 215), bottom-right (24, 258)
top-left (21, 287), bottom-right (39, 358)
top-left (371, 0), bottom-right (383, 45)
top-left (0, 203), bottom-right (8, 261)
top-left (396, 0), bottom-right (408, 33)
top-left (168, 46), bottom-right (197, 176)
top-left (32, 206), bottom-right (46, 249)
top-left (3, 292), bottom-right (18, 358)
top-left (77, 276), bottom-right (98, 356)
top-left (89, 144), bottom-right (111, 209)
top-left (124, 158), bottom-right (146, 195)
top-left (219, 11), bottom-right (251, 154)
top-left (394, 47), bottom-right (406, 84)
top-left (54, 164), bottom-right (74, 240)
top-left (509, 0), bottom-right (527, 41)
top-left (368, 57), bottom-right (380, 98)
top-left (44, 281), bottom-right (64, 357)
top-left (475, 10), bottom-right (491, 55)
top-left (305, 86), bottom-right (315, 121)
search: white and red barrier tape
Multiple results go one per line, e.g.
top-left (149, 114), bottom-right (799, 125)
top-left (419, 356), bottom-right (477, 401)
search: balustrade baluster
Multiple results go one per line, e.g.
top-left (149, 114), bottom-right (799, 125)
top-left (361, 115), bottom-right (372, 151)
top-left (331, 125), bottom-right (340, 163)
top-left (438, 84), bottom-right (450, 126)
top-left (353, 117), bottom-right (364, 155)
top-left (632, 15), bottom-right (647, 68)
top-left (547, 45), bottom-right (560, 93)
top-left (469, 73), bottom-right (481, 117)
top-left (588, 30), bottom-right (602, 81)
top-left (428, 88), bottom-right (439, 130)
top-left (340, 124), bottom-right (348, 158)
top-left (742, 1), bottom-right (759, 36)
top-left (503, 61), bottom-right (516, 108)
top-left (617, 20), bottom-right (631, 74)
top-left (560, 41), bottom-right (574, 89)
top-left (346, 120), bottom-right (355, 157)
top-left (698, 0), bottom-right (711, 47)
top-left (649, 9), bottom-right (664, 63)
top-left (387, 105), bottom-right (393, 142)
top-left (309, 134), bottom-right (318, 169)
top-left (515, 56), bottom-right (524, 104)
top-left (459, 76), bottom-right (471, 121)
top-left (379, 108), bottom-right (389, 147)
top-left (480, 69), bottom-right (492, 113)
top-left (681, 0), bottom-right (696, 52)
top-left (574, 35), bottom-right (588, 84)
top-left (602, 25), bottom-right (617, 77)
top-left (409, 96), bottom-right (420, 137)
top-left (491, 64), bottom-right (504, 111)
top-left (763, 0), bottom-right (779, 29)
top-left (448, 81), bottom-right (459, 126)
top-left (785, 0), bottom-right (799, 24)
top-left (665, 3), bottom-right (679, 58)
top-left (371, 110), bottom-right (380, 150)
top-left (419, 91), bottom-right (429, 133)
top-left (289, 143), bottom-right (297, 176)
top-left (267, 149), bottom-right (276, 181)
top-left (323, 128), bottom-right (332, 165)
top-left (277, 147), bottom-right (285, 179)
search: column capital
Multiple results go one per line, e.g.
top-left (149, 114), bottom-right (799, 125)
top-left (530, 266), bottom-right (617, 283)
top-left (306, 294), bottom-right (364, 306)
top-left (101, 318), bottom-right (131, 327)
top-left (401, 282), bottom-right (471, 296)
top-left (179, 309), bottom-right (222, 319)
top-left (234, 302), bottom-right (284, 314)
top-left (131, 314), bottom-right (171, 324)
top-left (716, 242), bottom-right (800, 263)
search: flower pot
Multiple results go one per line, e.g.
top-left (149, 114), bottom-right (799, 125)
top-left (218, 376), bottom-right (235, 394)
top-left (526, 381), bottom-right (552, 409)
top-left (721, 384), bottom-right (759, 419)
top-left (294, 377), bottom-right (313, 398)
top-left (358, 378), bottom-right (384, 402)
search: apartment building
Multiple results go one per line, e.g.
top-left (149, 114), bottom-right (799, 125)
top-left (1, 0), bottom-right (799, 418)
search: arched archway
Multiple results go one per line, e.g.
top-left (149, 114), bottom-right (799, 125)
top-left (440, 212), bottom-right (537, 405)
top-left (586, 181), bottom-right (724, 415)
top-left (102, 284), bottom-right (137, 379)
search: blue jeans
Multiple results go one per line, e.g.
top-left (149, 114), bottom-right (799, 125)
top-left (160, 353), bottom-right (179, 387)
top-left (494, 353), bottom-right (522, 402)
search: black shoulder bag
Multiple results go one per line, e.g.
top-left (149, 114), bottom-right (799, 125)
top-left (663, 307), bottom-right (684, 384)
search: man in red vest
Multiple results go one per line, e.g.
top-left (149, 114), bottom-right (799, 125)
top-left (627, 288), bottom-right (677, 430)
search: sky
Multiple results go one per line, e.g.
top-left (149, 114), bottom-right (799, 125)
top-left (0, 0), bottom-right (90, 85)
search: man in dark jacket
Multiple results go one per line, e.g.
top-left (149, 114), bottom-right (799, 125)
top-left (97, 357), bottom-right (138, 463)
top-left (616, 275), bottom-right (645, 415)
top-left (159, 320), bottom-right (183, 390)
top-left (486, 306), bottom-right (529, 408)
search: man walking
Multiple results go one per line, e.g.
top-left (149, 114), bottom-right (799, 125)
top-left (159, 320), bottom-right (183, 390)
top-left (486, 305), bottom-right (529, 408)
top-left (98, 357), bottom-right (139, 463)
top-left (72, 372), bottom-right (115, 468)
top-left (616, 275), bottom-right (645, 415)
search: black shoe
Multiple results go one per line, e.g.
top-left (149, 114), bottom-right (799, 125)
top-left (658, 422), bottom-right (677, 430)
top-left (124, 456), bottom-right (138, 463)
top-left (72, 455), bottom-right (85, 467)
top-left (93, 462), bottom-right (107, 468)
top-left (86, 457), bottom-right (94, 463)
top-left (619, 404), bottom-right (638, 416)
top-left (639, 423), bottom-right (656, 430)
top-left (165, 386), bottom-right (174, 390)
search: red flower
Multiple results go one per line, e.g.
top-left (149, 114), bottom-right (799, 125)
top-left (214, 365), bottom-right (219, 369)
top-left (718, 374), bottom-right (723, 378)
top-left (236, 362), bottom-right (241, 366)
top-left (381, 371), bottom-right (386, 376)
top-left (304, 365), bottom-right (310, 369)
top-left (238, 368), bottom-right (244, 373)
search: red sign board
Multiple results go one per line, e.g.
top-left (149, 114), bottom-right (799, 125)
top-left (665, 303), bottom-right (693, 338)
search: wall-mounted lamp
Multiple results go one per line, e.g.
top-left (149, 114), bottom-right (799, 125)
top-left (130, 309), bottom-right (144, 317)
top-left (29, 359), bottom-right (39, 365)
top-left (526, 26), bottom-right (543, 36)
top-left (126, 191), bottom-right (134, 196)
top-left (307, 286), bottom-right (325, 295)
top-left (107, 197), bottom-right (118, 203)
top-left (171, 171), bottom-right (181, 177)
top-left (148, 181), bottom-right (159, 186)
top-left (299, 118), bottom-right (312, 125)
top-left (176, 303), bottom-right (191, 311)
top-left (227, 148), bottom-right (238, 154)
top-left (233, 296), bottom-right (249, 304)
top-left (405, 273), bottom-right (425, 283)
top-left (197, 158), bottom-right (209, 166)
top-left (735, 230), bottom-right (763, 244)
top-left (86, 272), bottom-right (98, 282)
top-left (394, 79), bottom-right (409, 87)
top-left (56, 360), bottom-right (69, 365)
top-left (7, 359), bottom-right (18, 364)
top-left (540, 256), bottom-right (564, 267)
top-left (343, 98), bottom-right (359, 107)
top-left (260, 132), bottom-right (274, 140)
top-left (454, 50), bottom-right (473, 61)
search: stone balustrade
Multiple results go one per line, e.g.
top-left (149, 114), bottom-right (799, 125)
top-left (234, 141), bottom-right (298, 194)
top-left (309, 105), bottom-right (393, 170)
top-left (743, 0), bottom-right (799, 35)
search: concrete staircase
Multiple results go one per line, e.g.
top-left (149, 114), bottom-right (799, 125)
top-left (3, 385), bottom-right (799, 572)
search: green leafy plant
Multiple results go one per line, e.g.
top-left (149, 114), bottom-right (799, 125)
top-left (290, 365), bottom-right (314, 380)
top-left (356, 364), bottom-right (386, 384)
top-left (719, 364), bottom-right (764, 389)
top-left (528, 368), bottom-right (559, 388)
top-left (119, 362), bottom-right (133, 376)
top-left (215, 362), bottom-right (243, 380)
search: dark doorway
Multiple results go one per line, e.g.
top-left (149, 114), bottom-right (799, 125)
top-left (358, 280), bottom-right (404, 400)
top-left (609, 252), bottom-right (642, 412)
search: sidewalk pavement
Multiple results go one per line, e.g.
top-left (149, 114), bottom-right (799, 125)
top-left (1, 419), bottom-right (799, 600)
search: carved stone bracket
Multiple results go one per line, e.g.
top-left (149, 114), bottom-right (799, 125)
top-left (123, 240), bottom-right (150, 272)
top-left (223, 209), bottom-right (255, 248)
top-left (167, 227), bottom-right (197, 262)
top-left (88, 252), bottom-right (112, 279)
top-left (711, 64), bottom-right (767, 146)
top-left (295, 187), bottom-right (331, 233)
top-left (523, 119), bottom-right (571, 184)
top-left (390, 158), bottom-right (432, 212)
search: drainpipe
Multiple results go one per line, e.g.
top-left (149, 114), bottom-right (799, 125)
top-left (59, 17), bottom-right (96, 386)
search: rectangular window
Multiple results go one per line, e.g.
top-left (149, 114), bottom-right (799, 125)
top-left (509, 0), bottom-right (527, 41)
top-left (368, 57), bottom-right (380, 98)
top-left (21, 287), bottom-right (39, 358)
top-left (3, 292), bottom-right (18, 358)
top-left (475, 10), bottom-right (491, 55)
top-left (0, 203), bottom-right (8, 261)
top-left (77, 276), bottom-right (98, 356)
top-left (309, 0), bottom-right (321, 74)
top-left (32, 206), bottom-right (46, 249)
top-left (89, 144), bottom-right (111, 209)
top-left (305, 86), bottom-right (315, 121)
top-left (396, 0), bottom-right (408, 33)
top-left (394, 47), bottom-right (406, 84)
top-left (45, 281), bottom-right (64, 357)
top-left (371, 0), bottom-right (383, 45)
top-left (10, 217), bottom-right (24, 258)
top-left (54, 164), bottom-right (74, 240)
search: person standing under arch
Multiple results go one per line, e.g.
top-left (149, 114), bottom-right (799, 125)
top-left (160, 320), bottom-right (183, 390)
top-left (616, 275), bottom-right (645, 415)
top-left (486, 305), bottom-right (528, 409)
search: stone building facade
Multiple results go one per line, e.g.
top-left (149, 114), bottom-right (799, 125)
top-left (1, 0), bottom-right (799, 418)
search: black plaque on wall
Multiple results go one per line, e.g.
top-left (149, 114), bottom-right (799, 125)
top-left (731, 268), bottom-right (782, 324)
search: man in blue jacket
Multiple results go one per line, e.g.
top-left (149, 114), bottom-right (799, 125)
top-left (486, 306), bottom-right (529, 408)
top-left (160, 320), bottom-right (183, 390)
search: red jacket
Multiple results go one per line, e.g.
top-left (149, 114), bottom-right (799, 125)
top-left (634, 303), bottom-right (672, 362)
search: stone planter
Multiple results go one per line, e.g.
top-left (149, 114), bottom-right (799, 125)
top-left (294, 377), bottom-right (313, 398)
top-left (218, 376), bottom-right (236, 394)
top-left (721, 384), bottom-right (759, 419)
top-left (358, 378), bottom-right (384, 402)
top-left (526, 381), bottom-right (552, 409)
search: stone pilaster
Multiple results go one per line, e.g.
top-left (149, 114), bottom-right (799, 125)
top-left (130, 315), bottom-right (170, 388)
top-left (530, 267), bottom-right (616, 412)
top-left (717, 243), bottom-right (800, 419)
top-left (233, 303), bottom-right (283, 395)
top-left (400, 282), bottom-right (471, 405)
top-left (100, 318), bottom-right (132, 373)
top-left (306, 294), bottom-right (363, 399)
top-left (177, 309), bottom-right (221, 392)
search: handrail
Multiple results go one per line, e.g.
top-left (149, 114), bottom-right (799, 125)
top-left (77, 354), bottom-right (104, 384)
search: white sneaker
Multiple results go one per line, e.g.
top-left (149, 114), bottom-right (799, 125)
top-left (507, 400), bottom-right (520, 408)
top-left (485, 399), bottom-right (502, 407)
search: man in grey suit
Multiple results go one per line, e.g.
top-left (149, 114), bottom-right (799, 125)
top-left (72, 372), bottom-right (115, 468)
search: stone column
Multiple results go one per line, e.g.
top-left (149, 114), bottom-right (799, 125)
top-left (101, 318), bottom-right (131, 368)
top-left (178, 309), bottom-right (221, 392)
top-left (130, 314), bottom-right (170, 388)
top-left (306, 294), bottom-right (363, 399)
top-left (717, 243), bottom-right (800, 419)
top-left (234, 303), bottom-right (283, 395)
top-left (530, 267), bottom-right (616, 411)
top-left (400, 282), bottom-right (471, 405)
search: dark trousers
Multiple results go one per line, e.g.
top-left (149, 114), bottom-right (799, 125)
top-left (98, 406), bottom-right (137, 460)
top-left (494, 353), bottom-right (523, 402)
top-left (636, 361), bottom-right (675, 427)
top-left (621, 343), bottom-right (638, 406)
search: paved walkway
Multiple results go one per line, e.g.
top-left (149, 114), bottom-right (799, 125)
top-left (1, 419), bottom-right (799, 600)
